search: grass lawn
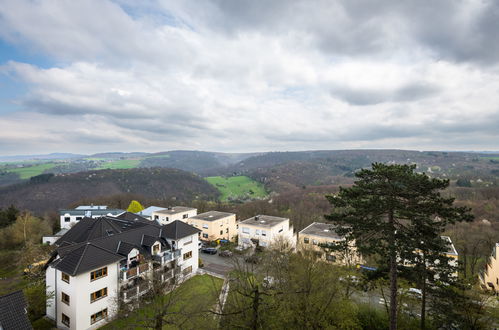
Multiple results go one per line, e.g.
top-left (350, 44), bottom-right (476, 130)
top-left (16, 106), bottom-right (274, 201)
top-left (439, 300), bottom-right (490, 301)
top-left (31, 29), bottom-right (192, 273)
top-left (102, 274), bottom-right (224, 329)
top-left (205, 176), bottom-right (268, 201)
top-left (96, 159), bottom-right (142, 170)
top-left (6, 163), bottom-right (57, 179)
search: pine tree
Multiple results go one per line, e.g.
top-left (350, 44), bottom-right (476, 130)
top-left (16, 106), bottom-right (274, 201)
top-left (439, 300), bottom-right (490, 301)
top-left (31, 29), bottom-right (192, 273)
top-left (325, 163), bottom-right (472, 330)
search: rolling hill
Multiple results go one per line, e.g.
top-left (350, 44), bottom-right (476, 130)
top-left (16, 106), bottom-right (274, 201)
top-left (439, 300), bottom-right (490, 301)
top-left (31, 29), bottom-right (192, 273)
top-left (0, 168), bottom-right (220, 214)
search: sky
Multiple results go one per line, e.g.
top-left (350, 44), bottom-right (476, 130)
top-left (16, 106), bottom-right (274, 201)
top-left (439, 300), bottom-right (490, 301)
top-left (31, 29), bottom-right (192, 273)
top-left (0, 0), bottom-right (498, 155)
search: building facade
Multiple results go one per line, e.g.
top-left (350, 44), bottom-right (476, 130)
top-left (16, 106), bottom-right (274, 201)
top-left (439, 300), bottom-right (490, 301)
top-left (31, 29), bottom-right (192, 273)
top-left (238, 215), bottom-right (295, 248)
top-left (186, 211), bottom-right (237, 241)
top-left (59, 206), bottom-right (124, 229)
top-left (46, 215), bottom-right (199, 330)
top-left (151, 206), bottom-right (197, 225)
top-left (480, 243), bottom-right (499, 292)
top-left (297, 222), bottom-right (362, 266)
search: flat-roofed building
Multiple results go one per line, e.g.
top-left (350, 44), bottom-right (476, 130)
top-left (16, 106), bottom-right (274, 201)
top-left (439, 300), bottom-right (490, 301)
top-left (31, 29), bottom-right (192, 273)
top-left (187, 211), bottom-right (237, 241)
top-left (238, 215), bottom-right (295, 248)
top-left (298, 222), bottom-right (362, 266)
top-left (151, 206), bottom-right (197, 225)
top-left (59, 206), bottom-right (124, 229)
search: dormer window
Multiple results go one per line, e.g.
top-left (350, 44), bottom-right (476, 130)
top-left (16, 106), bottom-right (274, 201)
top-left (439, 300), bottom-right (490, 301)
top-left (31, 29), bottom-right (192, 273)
top-left (152, 244), bottom-right (160, 255)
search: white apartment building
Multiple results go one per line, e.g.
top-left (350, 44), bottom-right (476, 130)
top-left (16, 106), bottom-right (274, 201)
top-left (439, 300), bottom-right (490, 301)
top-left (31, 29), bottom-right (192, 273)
top-left (59, 206), bottom-right (124, 229)
top-left (151, 206), bottom-right (197, 225)
top-left (186, 211), bottom-right (237, 241)
top-left (238, 215), bottom-right (295, 248)
top-left (46, 213), bottom-right (199, 330)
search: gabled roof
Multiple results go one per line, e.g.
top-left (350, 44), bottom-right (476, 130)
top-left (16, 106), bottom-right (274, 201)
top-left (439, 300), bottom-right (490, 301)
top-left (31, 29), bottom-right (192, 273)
top-left (116, 241), bottom-right (138, 256)
top-left (161, 220), bottom-right (200, 240)
top-left (141, 234), bottom-right (159, 247)
top-left (54, 243), bottom-right (124, 276)
top-left (115, 212), bottom-right (151, 223)
top-left (0, 291), bottom-right (32, 330)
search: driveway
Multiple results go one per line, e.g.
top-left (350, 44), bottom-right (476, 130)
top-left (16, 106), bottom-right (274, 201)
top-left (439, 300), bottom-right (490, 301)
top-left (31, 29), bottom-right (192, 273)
top-left (200, 250), bottom-right (235, 276)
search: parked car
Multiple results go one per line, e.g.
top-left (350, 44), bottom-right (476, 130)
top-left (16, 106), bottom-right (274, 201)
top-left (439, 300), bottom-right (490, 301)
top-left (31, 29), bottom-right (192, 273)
top-left (201, 247), bottom-right (218, 255)
top-left (219, 250), bottom-right (233, 257)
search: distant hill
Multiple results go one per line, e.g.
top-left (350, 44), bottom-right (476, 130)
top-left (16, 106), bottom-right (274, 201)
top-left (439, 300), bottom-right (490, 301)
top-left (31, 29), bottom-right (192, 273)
top-left (225, 150), bottom-right (499, 192)
top-left (0, 153), bottom-right (85, 162)
top-left (0, 168), bottom-right (219, 214)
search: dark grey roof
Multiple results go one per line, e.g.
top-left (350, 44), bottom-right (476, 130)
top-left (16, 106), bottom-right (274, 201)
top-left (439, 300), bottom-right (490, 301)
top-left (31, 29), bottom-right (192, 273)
top-left (154, 206), bottom-right (196, 215)
top-left (52, 218), bottom-right (192, 275)
top-left (115, 212), bottom-right (151, 223)
top-left (56, 216), bottom-right (148, 246)
top-left (0, 291), bottom-right (33, 330)
top-left (190, 211), bottom-right (235, 222)
top-left (161, 220), bottom-right (200, 240)
top-left (54, 243), bottom-right (124, 276)
top-left (299, 222), bottom-right (344, 240)
top-left (240, 215), bottom-right (289, 228)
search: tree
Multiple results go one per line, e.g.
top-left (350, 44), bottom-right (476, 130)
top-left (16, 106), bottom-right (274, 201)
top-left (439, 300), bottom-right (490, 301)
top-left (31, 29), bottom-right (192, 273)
top-left (0, 204), bottom-right (19, 228)
top-left (127, 200), bottom-right (145, 213)
top-left (325, 163), bottom-right (472, 330)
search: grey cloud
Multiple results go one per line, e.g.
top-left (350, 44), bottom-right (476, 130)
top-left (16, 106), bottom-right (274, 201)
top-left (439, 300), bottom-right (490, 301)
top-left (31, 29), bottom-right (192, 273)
top-left (330, 82), bottom-right (440, 106)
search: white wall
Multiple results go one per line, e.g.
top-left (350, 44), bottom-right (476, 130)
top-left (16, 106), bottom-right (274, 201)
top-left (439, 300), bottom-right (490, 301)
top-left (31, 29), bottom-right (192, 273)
top-left (238, 219), bottom-right (294, 248)
top-left (152, 209), bottom-right (198, 225)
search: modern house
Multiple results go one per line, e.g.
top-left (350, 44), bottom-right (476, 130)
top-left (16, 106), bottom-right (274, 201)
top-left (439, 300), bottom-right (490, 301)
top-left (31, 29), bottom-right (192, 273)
top-left (238, 215), bottom-right (295, 248)
top-left (186, 211), bottom-right (237, 241)
top-left (0, 290), bottom-right (33, 330)
top-left (151, 206), bottom-right (197, 225)
top-left (297, 222), bottom-right (362, 266)
top-left (42, 228), bottom-right (69, 245)
top-left (480, 242), bottom-right (499, 292)
top-left (136, 206), bottom-right (167, 220)
top-left (59, 206), bottom-right (124, 229)
top-left (45, 214), bottom-right (199, 330)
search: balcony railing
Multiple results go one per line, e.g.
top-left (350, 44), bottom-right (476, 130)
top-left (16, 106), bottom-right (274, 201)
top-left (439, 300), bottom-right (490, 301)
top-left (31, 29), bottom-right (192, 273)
top-left (120, 263), bottom-right (150, 281)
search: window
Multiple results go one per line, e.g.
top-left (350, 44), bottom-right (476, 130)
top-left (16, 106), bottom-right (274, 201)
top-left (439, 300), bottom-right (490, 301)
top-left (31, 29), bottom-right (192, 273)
top-left (165, 217), bottom-right (169, 221)
top-left (76, 217), bottom-right (82, 221)
top-left (62, 313), bottom-right (70, 327)
top-left (153, 244), bottom-right (160, 254)
top-left (90, 267), bottom-right (107, 281)
top-left (90, 288), bottom-right (108, 302)
top-left (202, 233), bottom-right (208, 238)
top-left (154, 215), bottom-right (159, 220)
top-left (183, 266), bottom-right (193, 275)
top-left (64, 217), bottom-right (70, 222)
top-left (255, 229), bottom-right (260, 236)
top-left (183, 251), bottom-right (192, 260)
top-left (242, 227), bottom-right (250, 234)
top-left (220, 230), bottom-right (223, 235)
top-left (261, 230), bottom-right (267, 236)
top-left (303, 237), bottom-right (309, 244)
top-left (183, 214), bottom-right (188, 219)
top-left (202, 224), bottom-right (209, 229)
top-left (279, 227), bottom-right (283, 233)
top-left (61, 272), bottom-right (70, 283)
top-left (61, 292), bottom-right (70, 305)
top-left (90, 308), bottom-right (108, 324)
top-left (226, 228), bottom-right (229, 233)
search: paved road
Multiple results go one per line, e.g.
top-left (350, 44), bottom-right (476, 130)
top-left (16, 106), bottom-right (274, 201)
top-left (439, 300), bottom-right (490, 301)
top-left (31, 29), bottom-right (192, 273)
top-left (200, 250), bottom-right (235, 277)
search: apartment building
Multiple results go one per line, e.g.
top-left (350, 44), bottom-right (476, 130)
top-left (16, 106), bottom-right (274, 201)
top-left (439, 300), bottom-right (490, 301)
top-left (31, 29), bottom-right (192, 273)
top-left (480, 242), bottom-right (499, 292)
top-left (46, 213), bottom-right (199, 330)
top-left (186, 211), bottom-right (237, 241)
top-left (238, 215), bottom-right (295, 248)
top-left (298, 222), bottom-right (362, 266)
top-left (59, 206), bottom-right (124, 229)
top-left (151, 206), bottom-right (197, 225)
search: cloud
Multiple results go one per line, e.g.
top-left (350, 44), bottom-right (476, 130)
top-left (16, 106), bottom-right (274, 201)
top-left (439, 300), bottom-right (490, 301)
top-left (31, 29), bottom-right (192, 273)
top-left (0, 0), bottom-right (498, 154)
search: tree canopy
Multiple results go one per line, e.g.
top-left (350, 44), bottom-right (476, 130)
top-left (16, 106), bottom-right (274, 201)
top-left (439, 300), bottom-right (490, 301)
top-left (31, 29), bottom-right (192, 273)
top-left (127, 200), bottom-right (145, 213)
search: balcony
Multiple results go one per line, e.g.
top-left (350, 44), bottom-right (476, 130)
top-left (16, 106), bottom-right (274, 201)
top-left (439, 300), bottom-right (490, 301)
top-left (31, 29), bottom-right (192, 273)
top-left (121, 281), bottom-right (150, 302)
top-left (120, 263), bottom-right (150, 281)
top-left (152, 250), bottom-right (182, 264)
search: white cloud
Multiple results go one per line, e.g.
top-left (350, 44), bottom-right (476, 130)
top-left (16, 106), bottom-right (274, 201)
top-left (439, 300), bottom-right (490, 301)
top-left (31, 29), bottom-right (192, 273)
top-left (0, 0), bottom-right (498, 154)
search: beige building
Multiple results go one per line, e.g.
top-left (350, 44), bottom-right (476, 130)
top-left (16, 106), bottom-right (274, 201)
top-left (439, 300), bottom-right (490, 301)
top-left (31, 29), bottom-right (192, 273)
top-left (186, 211), bottom-right (237, 242)
top-left (238, 215), bottom-right (295, 248)
top-left (298, 222), bottom-right (362, 266)
top-left (151, 206), bottom-right (197, 225)
top-left (480, 243), bottom-right (499, 292)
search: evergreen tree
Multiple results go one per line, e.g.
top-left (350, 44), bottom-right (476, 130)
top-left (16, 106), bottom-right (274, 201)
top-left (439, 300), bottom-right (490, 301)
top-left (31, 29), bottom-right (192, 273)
top-left (325, 163), bottom-right (472, 330)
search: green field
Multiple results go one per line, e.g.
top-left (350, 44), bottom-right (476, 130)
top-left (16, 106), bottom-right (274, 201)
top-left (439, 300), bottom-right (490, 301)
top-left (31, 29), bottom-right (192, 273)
top-left (102, 274), bottom-right (223, 329)
top-left (205, 176), bottom-right (268, 201)
top-left (96, 159), bottom-right (141, 169)
top-left (5, 163), bottom-right (57, 179)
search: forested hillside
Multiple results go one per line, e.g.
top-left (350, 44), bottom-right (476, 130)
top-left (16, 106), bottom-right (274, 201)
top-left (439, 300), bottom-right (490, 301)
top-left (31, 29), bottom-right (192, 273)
top-left (0, 168), bottom-right (219, 214)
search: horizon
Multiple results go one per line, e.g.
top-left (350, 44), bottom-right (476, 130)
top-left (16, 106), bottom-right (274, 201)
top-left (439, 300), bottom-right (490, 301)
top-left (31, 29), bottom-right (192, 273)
top-left (1, 1), bottom-right (499, 154)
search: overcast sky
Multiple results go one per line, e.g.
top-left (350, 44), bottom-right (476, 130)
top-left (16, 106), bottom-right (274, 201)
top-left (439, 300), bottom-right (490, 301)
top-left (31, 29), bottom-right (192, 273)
top-left (0, 0), bottom-right (498, 155)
